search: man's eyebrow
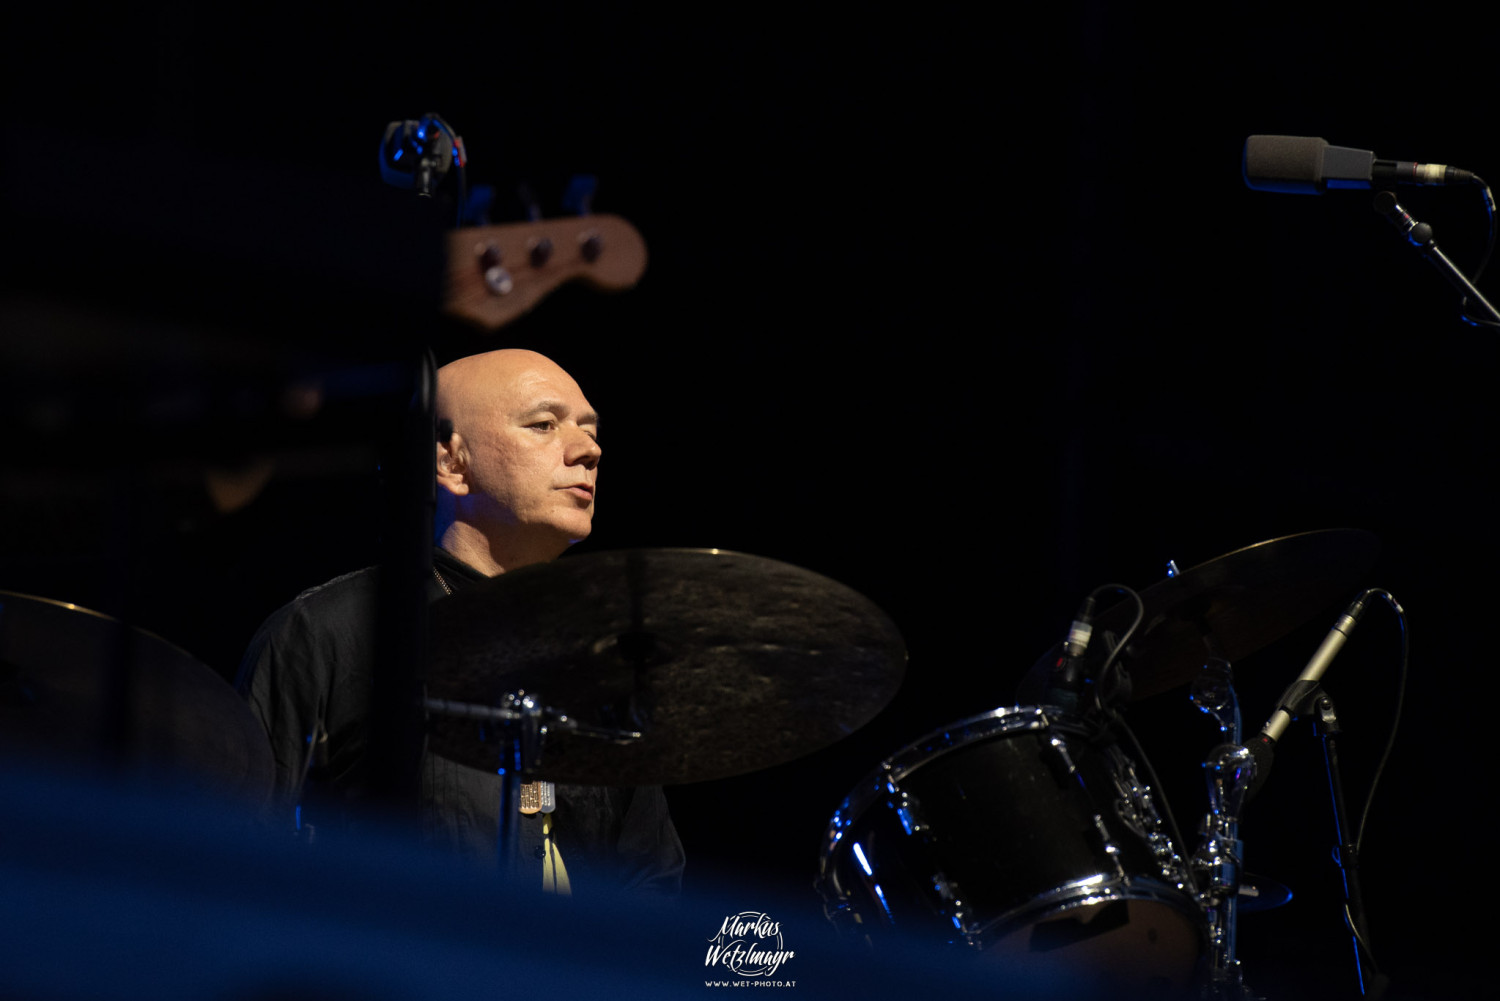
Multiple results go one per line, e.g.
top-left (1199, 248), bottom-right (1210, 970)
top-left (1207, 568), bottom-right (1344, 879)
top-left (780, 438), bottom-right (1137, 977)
top-left (521, 401), bottom-right (601, 427)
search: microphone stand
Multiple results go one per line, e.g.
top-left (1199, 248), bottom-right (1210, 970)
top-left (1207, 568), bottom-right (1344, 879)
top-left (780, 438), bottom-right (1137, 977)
top-left (1373, 191), bottom-right (1500, 325)
top-left (1304, 686), bottom-right (1388, 999)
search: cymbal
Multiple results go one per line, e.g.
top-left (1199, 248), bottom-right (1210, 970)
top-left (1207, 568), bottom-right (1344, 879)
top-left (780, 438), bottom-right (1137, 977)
top-left (0, 591), bottom-right (273, 803)
top-left (1096, 529), bottom-right (1380, 700)
top-left (426, 548), bottom-right (907, 786)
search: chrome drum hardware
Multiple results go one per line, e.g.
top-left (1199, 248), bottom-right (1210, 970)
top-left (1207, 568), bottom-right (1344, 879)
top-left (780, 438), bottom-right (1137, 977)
top-left (816, 705), bottom-right (1202, 990)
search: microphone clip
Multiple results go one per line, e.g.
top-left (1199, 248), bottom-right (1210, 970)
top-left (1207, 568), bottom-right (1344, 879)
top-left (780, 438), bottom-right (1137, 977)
top-left (1271, 678), bottom-right (1325, 724)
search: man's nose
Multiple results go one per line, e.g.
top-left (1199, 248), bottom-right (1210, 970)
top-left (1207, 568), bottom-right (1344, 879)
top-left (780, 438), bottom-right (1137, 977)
top-left (566, 427), bottom-right (601, 467)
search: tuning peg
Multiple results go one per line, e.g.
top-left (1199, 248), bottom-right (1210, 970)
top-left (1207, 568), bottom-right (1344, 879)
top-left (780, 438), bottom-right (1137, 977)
top-left (476, 242), bottom-right (513, 295)
top-left (579, 230), bottom-right (602, 262)
top-left (507, 184), bottom-right (554, 267)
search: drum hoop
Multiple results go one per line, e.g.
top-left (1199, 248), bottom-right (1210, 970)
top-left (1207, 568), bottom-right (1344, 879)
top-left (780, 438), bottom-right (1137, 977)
top-left (973, 874), bottom-right (1204, 949)
top-left (813, 705), bottom-right (1203, 957)
top-left (818, 704), bottom-right (1078, 865)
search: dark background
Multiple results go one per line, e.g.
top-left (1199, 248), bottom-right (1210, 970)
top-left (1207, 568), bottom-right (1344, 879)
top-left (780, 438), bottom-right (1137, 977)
top-left (4, 5), bottom-right (1496, 998)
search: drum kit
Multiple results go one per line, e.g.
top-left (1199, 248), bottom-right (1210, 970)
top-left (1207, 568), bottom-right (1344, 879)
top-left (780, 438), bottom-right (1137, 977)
top-left (812, 527), bottom-right (1385, 999)
top-left (415, 527), bottom-right (1390, 997)
top-left (2, 527), bottom-right (1388, 998)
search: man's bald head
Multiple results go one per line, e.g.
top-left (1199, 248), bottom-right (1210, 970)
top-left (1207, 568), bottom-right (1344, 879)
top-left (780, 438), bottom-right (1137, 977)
top-left (433, 349), bottom-right (601, 574)
top-left (437, 348), bottom-right (580, 428)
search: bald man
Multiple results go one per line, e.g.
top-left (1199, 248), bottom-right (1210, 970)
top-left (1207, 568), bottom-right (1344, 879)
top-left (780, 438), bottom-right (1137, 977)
top-left (433, 349), bottom-right (600, 575)
top-left (238, 349), bottom-right (684, 895)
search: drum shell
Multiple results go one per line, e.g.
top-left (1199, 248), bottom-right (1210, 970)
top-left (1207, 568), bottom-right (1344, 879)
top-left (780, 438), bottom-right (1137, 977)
top-left (817, 705), bottom-right (1201, 957)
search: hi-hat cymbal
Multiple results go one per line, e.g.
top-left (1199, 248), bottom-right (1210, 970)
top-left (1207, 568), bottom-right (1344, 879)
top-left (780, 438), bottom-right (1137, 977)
top-left (0, 591), bottom-right (273, 803)
top-left (426, 548), bottom-right (907, 786)
top-left (1096, 529), bottom-right (1380, 700)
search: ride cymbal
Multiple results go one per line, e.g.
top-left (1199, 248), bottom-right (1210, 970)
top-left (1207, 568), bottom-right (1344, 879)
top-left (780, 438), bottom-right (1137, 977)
top-left (426, 548), bottom-right (906, 785)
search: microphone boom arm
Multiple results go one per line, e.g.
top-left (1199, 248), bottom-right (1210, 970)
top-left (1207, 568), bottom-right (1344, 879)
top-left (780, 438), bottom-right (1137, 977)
top-left (1374, 191), bottom-right (1500, 326)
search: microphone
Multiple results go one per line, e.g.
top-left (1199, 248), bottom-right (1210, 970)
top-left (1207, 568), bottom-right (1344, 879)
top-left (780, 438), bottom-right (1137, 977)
top-left (1244, 589), bottom-right (1377, 797)
top-left (380, 114), bottom-right (467, 200)
top-left (1243, 135), bottom-right (1475, 194)
top-left (1046, 594), bottom-right (1097, 714)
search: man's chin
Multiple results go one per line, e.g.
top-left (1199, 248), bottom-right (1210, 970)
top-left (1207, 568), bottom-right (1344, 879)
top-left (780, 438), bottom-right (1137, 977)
top-left (558, 519), bottom-right (593, 547)
top-left (495, 518), bottom-right (591, 551)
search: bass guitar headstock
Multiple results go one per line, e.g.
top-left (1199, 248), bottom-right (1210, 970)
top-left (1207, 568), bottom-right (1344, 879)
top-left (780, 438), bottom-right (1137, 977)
top-left (444, 214), bottom-right (647, 330)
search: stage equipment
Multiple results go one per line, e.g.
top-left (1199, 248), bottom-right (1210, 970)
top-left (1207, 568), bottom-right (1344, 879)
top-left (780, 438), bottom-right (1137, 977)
top-left (1373, 191), bottom-right (1500, 326)
top-left (1243, 135), bottom-right (1475, 193)
top-left (1242, 135), bottom-right (1498, 328)
top-left (442, 212), bottom-right (647, 330)
top-left (424, 548), bottom-right (907, 787)
top-left (0, 591), bottom-right (273, 804)
top-left (816, 705), bottom-right (1202, 996)
top-left (1088, 529), bottom-right (1379, 700)
top-left (816, 530), bottom-right (1397, 1000)
top-left (380, 113), bottom-right (465, 208)
top-left (1245, 589), bottom-right (1408, 998)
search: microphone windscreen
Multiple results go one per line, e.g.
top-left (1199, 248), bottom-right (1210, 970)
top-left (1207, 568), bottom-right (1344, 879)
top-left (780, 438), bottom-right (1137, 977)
top-left (1243, 135), bottom-right (1328, 194)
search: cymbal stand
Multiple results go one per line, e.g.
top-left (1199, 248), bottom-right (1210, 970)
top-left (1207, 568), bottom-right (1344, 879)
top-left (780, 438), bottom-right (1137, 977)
top-left (497, 692), bottom-right (542, 868)
top-left (1190, 659), bottom-right (1259, 1000)
top-left (424, 693), bottom-right (643, 874)
top-left (421, 690), bottom-right (543, 868)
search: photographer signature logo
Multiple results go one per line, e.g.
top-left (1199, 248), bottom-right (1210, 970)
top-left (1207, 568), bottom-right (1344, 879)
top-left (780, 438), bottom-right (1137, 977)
top-left (704, 911), bottom-right (796, 980)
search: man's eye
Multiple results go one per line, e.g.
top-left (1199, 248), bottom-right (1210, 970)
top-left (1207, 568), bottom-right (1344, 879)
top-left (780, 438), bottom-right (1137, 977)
top-left (529, 420), bottom-right (556, 431)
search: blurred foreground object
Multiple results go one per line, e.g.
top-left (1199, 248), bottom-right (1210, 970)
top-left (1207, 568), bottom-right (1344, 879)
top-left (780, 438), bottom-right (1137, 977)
top-left (0, 591), bottom-right (272, 803)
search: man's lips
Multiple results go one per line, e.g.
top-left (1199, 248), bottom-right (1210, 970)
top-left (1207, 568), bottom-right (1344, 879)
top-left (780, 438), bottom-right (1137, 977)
top-left (560, 484), bottom-right (595, 500)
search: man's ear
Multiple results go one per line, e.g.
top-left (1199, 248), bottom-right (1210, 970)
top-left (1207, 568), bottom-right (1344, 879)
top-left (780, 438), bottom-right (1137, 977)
top-left (435, 432), bottom-right (471, 496)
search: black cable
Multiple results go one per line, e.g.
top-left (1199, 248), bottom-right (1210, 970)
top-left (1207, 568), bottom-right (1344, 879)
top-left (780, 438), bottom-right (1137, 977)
top-left (1467, 177), bottom-right (1495, 282)
top-left (1355, 591), bottom-right (1408, 854)
top-left (1460, 176), bottom-right (1498, 328)
top-left (1079, 585), bottom-right (1191, 876)
top-left (1089, 583), bottom-right (1144, 715)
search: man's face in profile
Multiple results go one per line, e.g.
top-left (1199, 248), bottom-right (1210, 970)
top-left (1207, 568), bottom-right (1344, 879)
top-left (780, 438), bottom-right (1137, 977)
top-left (452, 352), bottom-right (602, 548)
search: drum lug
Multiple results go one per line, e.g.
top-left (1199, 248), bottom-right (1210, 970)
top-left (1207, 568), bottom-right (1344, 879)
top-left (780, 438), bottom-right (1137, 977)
top-left (1044, 733), bottom-right (1079, 779)
top-left (1112, 753), bottom-right (1193, 889)
top-left (893, 789), bottom-right (930, 837)
top-left (929, 870), bottom-right (981, 948)
top-left (1092, 814), bottom-right (1128, 879)
top-left (879, 764), bottom-right (931, 838)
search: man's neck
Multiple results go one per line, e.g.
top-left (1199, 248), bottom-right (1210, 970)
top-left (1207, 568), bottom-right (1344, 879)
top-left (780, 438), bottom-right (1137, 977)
top-left (438, 520), bottom-right (568, 576)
